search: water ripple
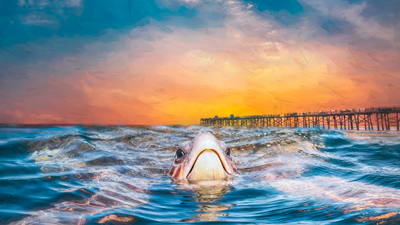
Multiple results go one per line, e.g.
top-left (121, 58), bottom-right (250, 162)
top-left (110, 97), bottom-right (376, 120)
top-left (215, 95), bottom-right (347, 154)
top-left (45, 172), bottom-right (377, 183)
top-left (0, 126), bottom-right (399, 224)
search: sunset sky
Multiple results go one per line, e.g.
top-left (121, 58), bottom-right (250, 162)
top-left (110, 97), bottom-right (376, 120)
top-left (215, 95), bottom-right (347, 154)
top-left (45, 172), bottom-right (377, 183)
top-left (1, 0), bottom-right (400, 125)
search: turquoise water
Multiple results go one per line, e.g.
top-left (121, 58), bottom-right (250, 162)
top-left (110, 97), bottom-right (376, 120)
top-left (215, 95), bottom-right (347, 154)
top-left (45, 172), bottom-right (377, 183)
top-left (1, 125), bottom-right (400, 224)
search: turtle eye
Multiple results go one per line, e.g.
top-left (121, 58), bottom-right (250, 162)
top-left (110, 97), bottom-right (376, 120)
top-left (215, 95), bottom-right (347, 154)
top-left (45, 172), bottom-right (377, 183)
top-left (226, 148), bottom-right (231, 157)
top-left (176, 149), bottom-right (185, 159)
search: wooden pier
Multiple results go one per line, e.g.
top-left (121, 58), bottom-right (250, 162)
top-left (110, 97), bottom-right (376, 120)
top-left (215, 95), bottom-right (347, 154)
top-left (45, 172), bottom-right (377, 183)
top-left (200, 107), bottom-right (400, 131)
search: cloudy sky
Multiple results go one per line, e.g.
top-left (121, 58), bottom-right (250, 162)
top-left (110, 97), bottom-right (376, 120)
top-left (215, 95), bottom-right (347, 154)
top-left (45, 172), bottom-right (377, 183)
top-left (0, 0), bottom-right (399, 125)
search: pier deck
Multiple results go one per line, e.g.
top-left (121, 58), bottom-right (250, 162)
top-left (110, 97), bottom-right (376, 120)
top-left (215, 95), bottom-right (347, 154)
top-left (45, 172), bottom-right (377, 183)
top-left (200, 107), bottom-right (400, 131)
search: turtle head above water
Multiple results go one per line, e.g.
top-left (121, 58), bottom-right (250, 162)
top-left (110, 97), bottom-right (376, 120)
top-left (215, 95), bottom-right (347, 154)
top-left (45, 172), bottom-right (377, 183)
top-left (168, 132), bottom-right (239, 182)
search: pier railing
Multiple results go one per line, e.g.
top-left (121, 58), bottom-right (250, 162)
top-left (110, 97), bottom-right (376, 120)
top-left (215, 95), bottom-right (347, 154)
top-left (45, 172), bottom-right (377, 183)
top-left (200, 107), bottom-right (400, 131)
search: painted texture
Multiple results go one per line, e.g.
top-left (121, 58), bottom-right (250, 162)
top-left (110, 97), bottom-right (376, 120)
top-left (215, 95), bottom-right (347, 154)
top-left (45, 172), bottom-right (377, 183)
top-left (0, 0), bottom-right (399, 125)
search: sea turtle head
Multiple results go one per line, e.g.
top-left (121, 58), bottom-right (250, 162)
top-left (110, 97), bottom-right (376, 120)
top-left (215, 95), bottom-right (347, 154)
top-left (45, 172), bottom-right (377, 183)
top-left (168, 131), bottom-right (239, 182)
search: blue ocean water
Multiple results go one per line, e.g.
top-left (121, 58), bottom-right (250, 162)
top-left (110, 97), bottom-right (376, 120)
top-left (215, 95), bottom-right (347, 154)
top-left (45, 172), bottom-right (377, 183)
top-left (0, 125), bottom-right (400, 224)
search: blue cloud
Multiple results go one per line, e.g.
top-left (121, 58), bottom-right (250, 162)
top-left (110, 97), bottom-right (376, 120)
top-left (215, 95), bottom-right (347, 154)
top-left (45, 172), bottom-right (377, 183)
top-left (244, 0), bottom-right (303, 25)
top-left (246, 0), bottom-right (303, 15)
top-left (0, 0), bottom-right (201, 67)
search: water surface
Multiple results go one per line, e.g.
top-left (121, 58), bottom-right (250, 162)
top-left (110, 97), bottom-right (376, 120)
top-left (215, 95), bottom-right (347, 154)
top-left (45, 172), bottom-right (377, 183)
top-left (1, 125), bottom-right (400, 224)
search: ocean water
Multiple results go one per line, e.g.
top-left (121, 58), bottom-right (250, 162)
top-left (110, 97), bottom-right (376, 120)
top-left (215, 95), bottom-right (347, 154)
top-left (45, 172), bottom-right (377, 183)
top-left (1, 125), bottom-right (400, 224)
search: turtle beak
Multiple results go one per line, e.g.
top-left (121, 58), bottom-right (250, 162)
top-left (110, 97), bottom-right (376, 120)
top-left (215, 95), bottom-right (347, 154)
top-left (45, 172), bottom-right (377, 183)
top-left (168, 132), bottom-right (239, 181)
top-left (184, 132), bottom-right (237, 181)
top-left (187, 149), bottom-right (228, 180)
